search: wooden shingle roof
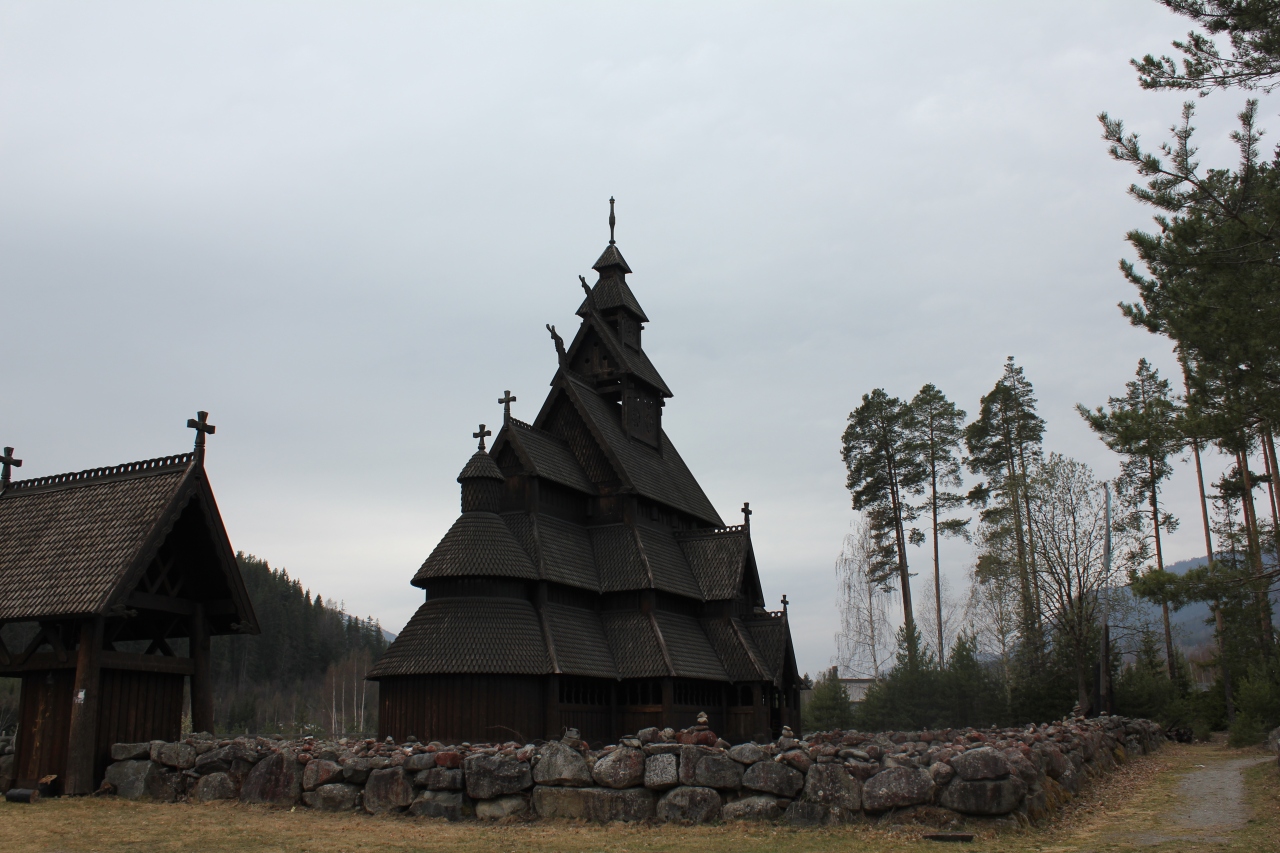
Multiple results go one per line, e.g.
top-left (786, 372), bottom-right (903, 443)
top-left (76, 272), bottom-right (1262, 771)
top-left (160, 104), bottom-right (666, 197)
top-left (0, 451), bottom-right (257, 631)
top-left (412, 512), bottom-right (538, 586)
top-left (367, 597), bottom-right (551, 677)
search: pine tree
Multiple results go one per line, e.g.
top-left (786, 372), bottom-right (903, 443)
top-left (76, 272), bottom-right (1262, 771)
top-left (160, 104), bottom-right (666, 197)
top-left (965, 358), bottom-right (1046, 649)
top-left (842, 389), bottom-right (926, 667)
top-left (1078, 358), bottom-right (1182, 677)
top-left (908, 384), bottom-right (969, 662)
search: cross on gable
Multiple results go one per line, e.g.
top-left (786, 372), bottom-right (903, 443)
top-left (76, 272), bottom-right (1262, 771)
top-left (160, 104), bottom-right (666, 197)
top-left (781, 594), bottom-right (789, 611)
top-left (187, 411), bottom-right (216, 463)
top-left (473, 424), bottom-right (492, 452)
top-left (1, 446), bottom-right (22, 488)
top-left (498, 391), bottom-right (517, 422)
top-left (741, 501), bottom-right (752, 526)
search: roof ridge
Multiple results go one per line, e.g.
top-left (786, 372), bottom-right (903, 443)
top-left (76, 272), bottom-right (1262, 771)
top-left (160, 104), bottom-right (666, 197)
top-left (675, 524), bottom-right (747, 538)
top-left (4, 452), bottom-right (194, 495)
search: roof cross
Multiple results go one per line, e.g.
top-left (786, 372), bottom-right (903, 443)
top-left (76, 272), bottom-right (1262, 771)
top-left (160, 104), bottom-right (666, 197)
top-left (1, 446), bottom-right (22, 488)
top-left (781, 594), bottom-right (789, 612)
top-left (473, 424), bottom-right (492, 452)
top-left (498, 390), bottom-right (517, 423)
top-left (187, 411), bottom-right (216, 464)
top-left (608, 196), bottom-right (616, 245)
top-left (741, 501), bottom-right (752, 527)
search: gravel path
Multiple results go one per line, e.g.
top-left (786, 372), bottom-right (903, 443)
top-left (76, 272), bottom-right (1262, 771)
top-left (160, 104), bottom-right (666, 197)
top-left (1132, 754), bottom-right (1270, 846)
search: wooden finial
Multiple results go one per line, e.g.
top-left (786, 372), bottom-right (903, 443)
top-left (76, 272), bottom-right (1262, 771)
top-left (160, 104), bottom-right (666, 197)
top-left (498, 391), bottom-right (517, 423)
top-left (186, 411), bottom-right (216, 464)
top-left (608, 197), bottom-right (616, 245)
top-left (473, 424), bottom-right (492, 452)
top-left (1, 446), bottom-right (22, 488)
top-left (741, 501), bottom-right (752, 527)
top-left (781, 594), bottom-right (789, 612)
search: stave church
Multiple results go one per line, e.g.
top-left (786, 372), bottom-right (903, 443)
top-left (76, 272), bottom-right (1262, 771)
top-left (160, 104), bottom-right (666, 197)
top-left (368, 202), bottom-right (799, 745)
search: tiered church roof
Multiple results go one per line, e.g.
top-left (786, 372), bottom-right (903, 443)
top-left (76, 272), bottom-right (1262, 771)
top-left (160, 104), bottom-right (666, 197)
top-left (370, 203), bottom-right (795, 700)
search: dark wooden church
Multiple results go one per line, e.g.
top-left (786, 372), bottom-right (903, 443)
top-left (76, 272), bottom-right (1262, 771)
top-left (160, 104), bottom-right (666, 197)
top-left (0, 414), bottom-right (259, 794)
top-left (369, 204), bottom-right (800, 745)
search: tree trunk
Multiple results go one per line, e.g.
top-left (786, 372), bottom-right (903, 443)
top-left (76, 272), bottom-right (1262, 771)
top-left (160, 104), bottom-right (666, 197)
top-left (1261, 425), bottom-right (1280, 566)
top-left (1148, 459), bottom-right (1175, 679)
top-left (1191, 437), bottom-right (1233, 718)
top-left (887, 458), bottom-right (916, 668)
top-left (1215, 606), bottom-right (1235, 723)
top-left (1237, 449), bottom-right (1274, 650)
top-left (931, 453), bottom-right (944, 664)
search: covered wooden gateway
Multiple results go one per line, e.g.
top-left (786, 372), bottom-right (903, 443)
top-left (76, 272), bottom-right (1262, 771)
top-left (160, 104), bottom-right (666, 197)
top-left (369, 207), bottom-right (800, 745)
top-left (0, 415), bottom-right (259, 795)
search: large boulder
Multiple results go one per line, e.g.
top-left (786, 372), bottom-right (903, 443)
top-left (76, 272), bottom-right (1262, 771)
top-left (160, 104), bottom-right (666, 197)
top-left (694, 754), bottom-right (743, 790)
top-left (532, 785), bottom-right (592, 820)
top-left (104, 760), bottom-right (181, 802)
top-left (533, 741), bottom-right (592, 787)
top-left (409, 790), bottom-right (472, 821)
top-left (302, 759), bottom-right (343, 792)
top-left (110, 743), bottom-right (151, 761)
top-left (778, 749), bottom-right (812, 773)
top-left (465, 753), bottom-right (532, 799)
top-left (657, 786), bottom-right (722, 824)
top-left (592, 747), bottom-right (646, 789)
top-left (476, 794), bottom-right (529, 820)
top-left (404, 753), bottom-right (436, 773)
top-left (728, 743), bottom-right (767, 765)
top-left (804, 764), bottom-right (861, 811)
top-left (862, 766), bottom-right (935, 811)
top-left (364, 767), bottom-right (415, 815)
top-left (239, 752), bottom-right (302, 806)
top-left (341, 757), bottom-right (372, 785)
top-left (150, 741), bottom-right (196, 770)
top-left (191, 772), bottom-right (238, 803)
top-left (192, 747), bottom-right (231, 777)
top-left (785, 800), bottom-right (834, 827)
top-left (305, 782), bottom-right (362, 812)
top-left (529, 786), bottom-right (653, 822)
top-left (939, 776), bottom-right (1027, 815)
top-left (723, 794), bottom-right (781, 820)
top-left (586, 787), bottom-right (656, 822)
top-left (424, 768), bottom-right (464, 790)
top-left (678, 745), bottom-right (702, 786)
top-left (742, 760), bottom-right (803, 797)
top-left (645, 754), bottom-right (678, 790)
top-left (950, 747), bottom-right (1011, 781)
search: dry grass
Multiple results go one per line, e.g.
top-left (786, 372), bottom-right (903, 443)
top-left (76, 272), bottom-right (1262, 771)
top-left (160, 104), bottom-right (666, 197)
top-left (0, 742), bottom-right (1275, 853)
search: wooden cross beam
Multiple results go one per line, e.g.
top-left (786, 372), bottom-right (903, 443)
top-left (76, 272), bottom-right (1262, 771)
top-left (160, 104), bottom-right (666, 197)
top-left (473, 424), bottom-right (492, 452)
top-left (1, 446), bottom-right (22, 488)
top-left (498, 390), bottom-right (517, 422)
top-left (187, 411), bottom-right (216, 464)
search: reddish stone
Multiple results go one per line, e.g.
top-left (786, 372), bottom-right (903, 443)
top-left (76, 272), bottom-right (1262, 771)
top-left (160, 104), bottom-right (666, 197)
top-left (435, 751), bottom-right (463, 769)
top-left (693, 730), bottom-right (718, 746)
top-left (298, 753), bottom-right (312, 764)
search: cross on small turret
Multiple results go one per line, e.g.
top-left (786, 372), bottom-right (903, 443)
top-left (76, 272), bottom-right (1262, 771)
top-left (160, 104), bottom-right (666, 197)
top-left (741, 502), bottom-right (752, 527)
top-left (1, 446), bottom-right (22, 488)
top-left (473, 424), bottom-right (492, 452)
top-left (186, 411), bottom-right (216, 464)
top-left (498, 391), bottom-right (517, 423)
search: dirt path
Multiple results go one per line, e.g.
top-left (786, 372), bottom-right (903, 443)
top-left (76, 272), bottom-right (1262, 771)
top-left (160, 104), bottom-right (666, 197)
top-left (1148, 755), bottom-right (1273, 844)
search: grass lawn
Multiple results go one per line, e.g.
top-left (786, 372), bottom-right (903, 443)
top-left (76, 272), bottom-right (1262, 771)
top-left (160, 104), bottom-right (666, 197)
top-left (0, 742), bottom-right (1274, 853)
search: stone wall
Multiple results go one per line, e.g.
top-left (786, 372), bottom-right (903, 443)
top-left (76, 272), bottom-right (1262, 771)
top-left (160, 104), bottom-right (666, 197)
top-left (84, 716), bottom-right (1162, 826)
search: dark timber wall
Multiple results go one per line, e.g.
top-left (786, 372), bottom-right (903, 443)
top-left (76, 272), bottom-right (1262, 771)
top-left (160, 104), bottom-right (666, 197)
top-left (93, 669), bottom-right (183, 782)
top-left (378, 675), bottom-right (546, 745)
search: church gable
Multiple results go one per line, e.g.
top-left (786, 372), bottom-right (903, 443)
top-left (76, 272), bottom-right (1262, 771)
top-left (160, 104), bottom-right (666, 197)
top-left (538, 389), bottom-right (623, 489)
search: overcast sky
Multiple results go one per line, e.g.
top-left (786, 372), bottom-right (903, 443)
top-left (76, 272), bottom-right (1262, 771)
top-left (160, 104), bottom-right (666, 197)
top-left (2, 1), bottom-right (1270, 678)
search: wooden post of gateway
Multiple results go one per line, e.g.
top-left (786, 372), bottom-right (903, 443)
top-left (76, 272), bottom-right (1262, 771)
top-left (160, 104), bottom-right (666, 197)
top-left (190, 603), bottom-right (214, 733)
top-left (64, 615), bottom-right (104, 795)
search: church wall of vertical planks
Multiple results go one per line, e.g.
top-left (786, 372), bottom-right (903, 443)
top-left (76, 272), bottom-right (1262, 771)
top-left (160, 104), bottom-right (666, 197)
top-left (369, 203), bottom-right (801, 745)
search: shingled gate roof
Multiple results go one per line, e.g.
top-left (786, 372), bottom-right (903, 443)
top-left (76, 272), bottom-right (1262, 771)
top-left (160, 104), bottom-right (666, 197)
top-left (0, 452), bottom-right (257, 630)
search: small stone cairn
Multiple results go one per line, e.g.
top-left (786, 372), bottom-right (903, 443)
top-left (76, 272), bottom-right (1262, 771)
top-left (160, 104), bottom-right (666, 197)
top-left (80, 714), bottom-right (1163, 826)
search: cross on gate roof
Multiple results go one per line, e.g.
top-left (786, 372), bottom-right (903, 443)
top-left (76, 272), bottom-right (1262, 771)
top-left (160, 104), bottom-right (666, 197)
top-left (186, 411), bottom-right (216, 464)
top-left (1, 447), bottom-right (21, 488)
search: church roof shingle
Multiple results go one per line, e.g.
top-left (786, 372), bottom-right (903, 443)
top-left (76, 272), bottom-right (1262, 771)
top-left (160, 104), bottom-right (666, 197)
top-left (413, 512), bottom-right (539, 586)
top-left (368, 596), bottom-right (551, 677)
